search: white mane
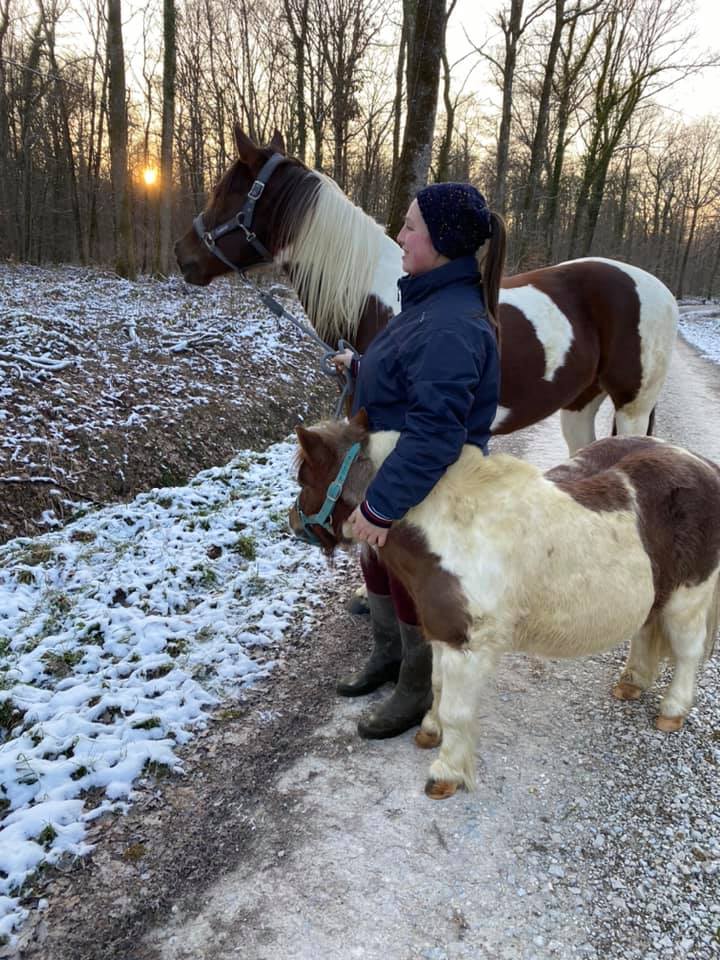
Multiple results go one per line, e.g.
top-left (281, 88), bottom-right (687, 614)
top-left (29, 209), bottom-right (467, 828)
top-left (284, 173), bottom-right (388, 342)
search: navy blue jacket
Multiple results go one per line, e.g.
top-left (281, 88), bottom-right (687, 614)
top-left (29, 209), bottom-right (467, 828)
top-left (351, 255), bottom-right (500, 523)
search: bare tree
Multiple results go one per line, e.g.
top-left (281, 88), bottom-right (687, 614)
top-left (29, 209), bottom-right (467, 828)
top-left (106, 0), bottom-right (135, 277)
top-left (157, 0), bottom-right (176, 275)
top-left (387, 0), bottom-right (446, 238)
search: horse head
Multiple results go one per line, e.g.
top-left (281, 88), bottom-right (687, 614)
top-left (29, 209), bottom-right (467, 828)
top-left (289, 409), bottom-right (372, 553)
top-left (174, 124), bottom-right (313, 286)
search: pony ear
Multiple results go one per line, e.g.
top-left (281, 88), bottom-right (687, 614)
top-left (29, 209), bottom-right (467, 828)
top-left (269, 129), bottom-right (286, 154)
top-left (349, 407), bottom-right (369, 432)
top-left (296, 425), bottom-right (334, 468)
top-left (234, 123), bottom-right (260, 165)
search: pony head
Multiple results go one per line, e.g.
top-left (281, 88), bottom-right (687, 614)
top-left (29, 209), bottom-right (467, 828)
top-left (289, 409), bottom-right (371, 553)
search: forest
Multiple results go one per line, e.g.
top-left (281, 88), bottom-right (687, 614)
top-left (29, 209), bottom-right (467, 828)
top-left (0, 0), bottom-right (718, 296)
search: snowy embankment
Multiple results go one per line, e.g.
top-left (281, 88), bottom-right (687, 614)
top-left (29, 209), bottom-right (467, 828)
top-left (678, 300), bottom-right (720, 363)
top-left (0, 439), bottom-right (349, 940)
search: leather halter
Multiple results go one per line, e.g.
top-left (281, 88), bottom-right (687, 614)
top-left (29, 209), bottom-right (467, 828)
top-left (192, 152), bottom-right (286, 269)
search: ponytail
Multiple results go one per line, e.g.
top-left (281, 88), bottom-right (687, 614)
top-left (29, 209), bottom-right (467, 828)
top-left (478, 211), bottom-right (506, 349)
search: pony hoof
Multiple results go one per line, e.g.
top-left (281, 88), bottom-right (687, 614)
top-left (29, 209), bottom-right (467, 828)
top-left (424, 778), bottom-right (458, 800)
top-left (656, 714), bottom-right (684, 732)
top-left (613, 681), bottom-right (643, 701)
top-left (415, 729), bottom-right (441, 750)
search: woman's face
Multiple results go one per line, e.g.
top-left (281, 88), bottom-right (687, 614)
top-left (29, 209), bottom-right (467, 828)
top-left (397, 200), bottom-right (448, 276)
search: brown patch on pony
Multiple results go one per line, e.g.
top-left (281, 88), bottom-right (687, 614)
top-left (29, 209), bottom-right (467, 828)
top-left (547, 437), bottom-right (720, 610)
top-left (380, 523), bottom-right (471, 649)
top-left (619, 447), bottom-right (720, 610)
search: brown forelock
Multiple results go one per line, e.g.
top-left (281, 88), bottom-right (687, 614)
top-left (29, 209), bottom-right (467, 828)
top-left (546, 438), bottom-right (720, 610)
top-left (380, 523), bottom-right (471, 648)
top-left (505, 260), bottom-right (643, 409)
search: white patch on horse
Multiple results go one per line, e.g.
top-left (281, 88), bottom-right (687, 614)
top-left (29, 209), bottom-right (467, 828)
top-left (490, 404), bottom-right (512, 431)
top-left (499, 285), bottom-right (574, 381)
top-left (371, 235), bottom-right (403, 317)
top-left (287, 173), bottom-right (389, 342)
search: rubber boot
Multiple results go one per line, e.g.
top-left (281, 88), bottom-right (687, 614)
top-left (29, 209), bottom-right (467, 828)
top-left (336, 593), bottom-right (401, 697)
top-left (357, 622), bottom-right (432, 739)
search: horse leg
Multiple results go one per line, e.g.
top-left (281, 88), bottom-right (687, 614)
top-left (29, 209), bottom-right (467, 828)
top-left (425, 639), bottom-right (499, 800)
top-left (613, 617), bottom-right (664, 701)
top-left (560, 391), bottom-right (606, 455)
top-left (415, 641), bottom-right (443, 749)
top-left (655, 577), bottom-right (719, 732)
top-left (612, 404), bottom-right (655, 438)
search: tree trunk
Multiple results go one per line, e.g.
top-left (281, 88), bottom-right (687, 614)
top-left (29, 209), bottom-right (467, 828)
top-left (157, 0), bottom-right (176, 275)
top-left (107, 0), bottom-right (136, 278)
top-left (387, 0), bottom-right (445, 238)
top-left (515, 0), bottom-right (564, 266)
top-left (494, 0), bottom-right (523, 217)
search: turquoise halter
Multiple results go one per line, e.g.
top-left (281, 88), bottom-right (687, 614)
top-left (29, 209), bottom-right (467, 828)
top-left (294, 442), bottom-right (362, 547)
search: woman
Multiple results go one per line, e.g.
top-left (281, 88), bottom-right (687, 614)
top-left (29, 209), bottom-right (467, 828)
top-left (333, 182), bottom-right (506, 739)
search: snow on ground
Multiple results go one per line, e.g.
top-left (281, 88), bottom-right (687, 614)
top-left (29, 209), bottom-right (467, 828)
top-left (678, 300), bottom-right (720, 364)
top-left (0, 263), bottom-right (332, 541)
top-left (0, 439), bottom-right (351, 941)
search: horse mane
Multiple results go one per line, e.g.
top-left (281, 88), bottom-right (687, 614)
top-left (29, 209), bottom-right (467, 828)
top-left (280, 171), bottom-right (387, 343)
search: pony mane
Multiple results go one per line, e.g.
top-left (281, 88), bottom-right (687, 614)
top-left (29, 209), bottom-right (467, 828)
top-left (284, 173), bottom-right (386, 343)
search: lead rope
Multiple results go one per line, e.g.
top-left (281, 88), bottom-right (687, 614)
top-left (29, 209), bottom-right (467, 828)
top-left (234, 271), bottom-right (357, 419)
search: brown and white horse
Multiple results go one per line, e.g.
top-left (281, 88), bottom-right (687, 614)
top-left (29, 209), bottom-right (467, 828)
top-left (175, 126), bottom-right (678, 454)
top-left (290, 412), bottom-right (720, 799)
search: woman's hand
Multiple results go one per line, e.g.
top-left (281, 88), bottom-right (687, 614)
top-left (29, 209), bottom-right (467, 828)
top-left (348, 506), bottom-right (389, 547)
top-left (331, 348), bottom-right (354, 373)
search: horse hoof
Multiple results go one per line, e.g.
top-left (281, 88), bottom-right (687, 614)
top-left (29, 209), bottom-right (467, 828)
top-left (424, 778), bottom-right (458, 800)
top-left (656, 714), bottom-right (684, 732)
top-left (415, 729), bottom-right (441, 750)
top-left (612, 681), bottom-right (643, 701)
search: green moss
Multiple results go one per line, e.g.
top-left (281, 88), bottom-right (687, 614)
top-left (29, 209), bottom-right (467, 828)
top-left (22, 543), bottom-right (53, 566)
top-left (37, 825), bottom-right (57, 849)
top-left (132, 717), bottom-right (161, 730)
top-left (232, 535), bottom-right (256, 561)
top-left (143, 760), bottom-right (173, 779)
top-left (122, 842), bottom-right (146, 862)
top-left (41, 649), bottom-right (83, 677)
top-left (0, 697), bottom-right (24, 732)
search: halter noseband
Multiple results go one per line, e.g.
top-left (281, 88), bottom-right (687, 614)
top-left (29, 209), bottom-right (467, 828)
top-left (193, 152), bottom-right (286, 270)
top-left (294, 442), bottom-right (362, 547)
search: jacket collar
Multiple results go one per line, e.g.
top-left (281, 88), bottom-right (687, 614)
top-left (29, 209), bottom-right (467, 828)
top-left (397, 255), bottom-right (480, 309)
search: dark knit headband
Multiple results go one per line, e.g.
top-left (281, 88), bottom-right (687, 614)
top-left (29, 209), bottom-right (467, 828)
top-left (416, 182), bottom-right (492, 259)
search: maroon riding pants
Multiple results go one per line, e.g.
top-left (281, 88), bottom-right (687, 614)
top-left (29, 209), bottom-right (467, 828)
top-left (360, 545), bottom-right (419, 626)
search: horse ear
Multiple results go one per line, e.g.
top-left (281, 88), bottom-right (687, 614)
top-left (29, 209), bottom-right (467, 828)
top-left (269, 129), bottom-right (286, 154)
top-left (296, 425), bottom-right (333, 468)
top-left (234, 123), bottom-right (260, 165)
top-left (349, 408), bottom-right (369, 433)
